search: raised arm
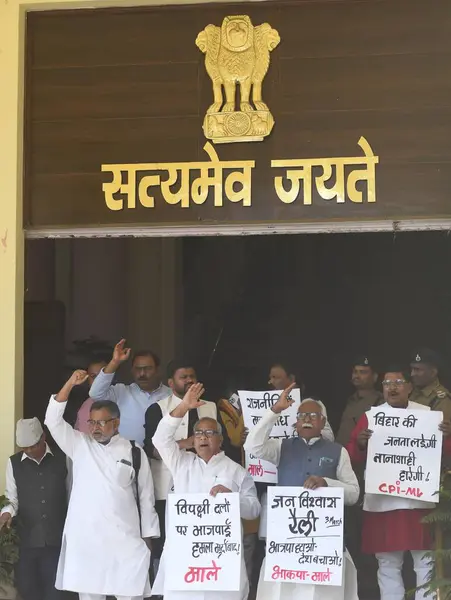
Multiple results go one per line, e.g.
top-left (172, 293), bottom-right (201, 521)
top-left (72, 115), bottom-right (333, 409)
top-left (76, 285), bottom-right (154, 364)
top-left (244, 410), bottom-right (282, 466)
top-left (89, 339), bottom-right (130, 401)
top-left (244, 383), bottom-right (297, 466)
top-left (152, 383), bottom-right (205, 474)
top-left (137, 447), bottom-right (160, 539)
top-left (44, 370), bottom-right (88, 459)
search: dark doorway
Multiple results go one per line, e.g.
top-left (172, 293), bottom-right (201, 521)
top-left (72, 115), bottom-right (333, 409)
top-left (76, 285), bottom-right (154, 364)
top-left (183, 231), bottom-right (451, 429)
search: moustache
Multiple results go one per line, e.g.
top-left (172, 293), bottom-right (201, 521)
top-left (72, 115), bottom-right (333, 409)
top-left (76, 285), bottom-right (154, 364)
top-left (300, 423), bottom-right (313, 429)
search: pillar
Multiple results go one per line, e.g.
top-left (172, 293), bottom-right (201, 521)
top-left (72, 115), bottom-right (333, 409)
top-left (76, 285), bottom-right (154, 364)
top-left (0, 0), bottom-right (24, 488)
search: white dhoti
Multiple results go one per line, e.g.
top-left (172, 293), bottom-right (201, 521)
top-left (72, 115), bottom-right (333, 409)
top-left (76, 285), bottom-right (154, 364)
top-left (255, 551), bottom-right (358, 600)
top-left (376, 550), bottom-right (430, 600)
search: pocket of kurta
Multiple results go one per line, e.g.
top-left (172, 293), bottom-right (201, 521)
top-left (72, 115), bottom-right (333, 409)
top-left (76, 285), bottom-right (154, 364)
top-left (115, 460), bottom-right (135, 487)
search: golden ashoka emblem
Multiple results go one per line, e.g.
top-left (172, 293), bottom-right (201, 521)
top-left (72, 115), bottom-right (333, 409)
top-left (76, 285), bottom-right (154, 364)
top-left (225, 112), bottom-right (251, 136)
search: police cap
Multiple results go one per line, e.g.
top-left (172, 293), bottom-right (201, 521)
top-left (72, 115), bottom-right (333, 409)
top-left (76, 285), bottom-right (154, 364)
top-left (410, 348), bottom-right (442, 369)
top-left (352, 355), bottom-right (375, 370)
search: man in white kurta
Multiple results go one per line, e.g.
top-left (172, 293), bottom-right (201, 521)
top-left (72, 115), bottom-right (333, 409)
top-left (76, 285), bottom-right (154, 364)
top-left (151, 382), bottom-right (261, 600)
top-left (44, 370), bottom-right (160, 600)
top-left (245, 385), bottom-right (360, 600)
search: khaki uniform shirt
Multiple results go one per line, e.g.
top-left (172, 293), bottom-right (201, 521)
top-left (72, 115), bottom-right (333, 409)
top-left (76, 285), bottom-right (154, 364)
top-left (409, 378), bottom-right (451, 421)
top-left (336, 389), bottom-right (384, 446)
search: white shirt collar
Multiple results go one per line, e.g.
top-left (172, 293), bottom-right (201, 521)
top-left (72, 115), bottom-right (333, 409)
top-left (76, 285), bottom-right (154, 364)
top-left (300, 436), bottom-right (321, 446)
top-left (131, 381), bottom-right (164, 396)
top-left (21, 443), bottom-right (53, 464)
top-left (196, 451), bottom-right (225, 466)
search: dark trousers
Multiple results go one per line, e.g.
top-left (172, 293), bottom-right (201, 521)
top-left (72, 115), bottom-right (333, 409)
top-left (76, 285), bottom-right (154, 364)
top-left (152, 500), bottom-right (166, 560)
top-left (16, 545), bottom-right (63, 600)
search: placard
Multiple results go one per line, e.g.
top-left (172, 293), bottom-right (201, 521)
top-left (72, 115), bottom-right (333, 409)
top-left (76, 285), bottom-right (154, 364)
top-left (265, 486), bottom-right (344, 585)
top-left (366, 406), bottom-right (443, 503)
top-left (166, 493), bottom-right (242, 591)
top-left (239, 389), bottom-right (300, 483)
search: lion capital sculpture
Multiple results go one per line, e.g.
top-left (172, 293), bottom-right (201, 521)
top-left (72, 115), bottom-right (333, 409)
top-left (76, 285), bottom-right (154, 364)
top-left (196, 15), bottom-right (280, 143)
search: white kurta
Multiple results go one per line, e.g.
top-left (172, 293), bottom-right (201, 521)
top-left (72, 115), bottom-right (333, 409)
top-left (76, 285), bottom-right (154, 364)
top-left (152, 414), bottom-right (261, 600)
top-left (44, 396), bottom-right (160, 596)
top-left (151, 394), bottom-right (217, 501)
top-left (245, 409), bottom-right (359, 600)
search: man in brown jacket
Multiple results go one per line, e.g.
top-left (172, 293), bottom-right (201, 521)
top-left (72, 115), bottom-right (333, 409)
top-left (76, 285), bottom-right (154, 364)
top-left (336, 356), bottom-right (383, 446)
top-left (337, 356), bottom-right (382, 599)
top-left (409, 348), bottom-right (451, 420)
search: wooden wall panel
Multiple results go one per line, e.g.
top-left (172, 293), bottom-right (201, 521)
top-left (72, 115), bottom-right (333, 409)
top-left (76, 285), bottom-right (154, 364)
top-left (24, 0), bottom-right (451, 228)
top-left (276, 2), bottom-right (451, 58)
top-left (30, 117), bottom-right (201, 174)
top-left (279, 54), bottom-right (451, 112)
top-left (28, 8), bottom-right (201, 67)
top-left (32, 63), bottom-right (199, 120)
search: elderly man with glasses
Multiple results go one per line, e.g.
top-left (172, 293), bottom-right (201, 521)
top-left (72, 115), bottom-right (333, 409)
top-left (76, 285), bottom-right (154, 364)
top-left (347, 367), bottom-right (451, 600)
top-left (151, 382), bottom-right (260, 600)
top-left (44, 369), bottom-right (160, 600)
top-left (244, 384), bottom-right (360, 600)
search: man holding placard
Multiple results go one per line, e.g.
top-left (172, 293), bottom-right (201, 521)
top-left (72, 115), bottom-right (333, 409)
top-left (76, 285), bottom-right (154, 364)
top-left (245, 385), bottom-right (360, 600)
top-left (347, 367), bottom-right (451, 600)
top-left (151, 382), bottom-right (260, 600)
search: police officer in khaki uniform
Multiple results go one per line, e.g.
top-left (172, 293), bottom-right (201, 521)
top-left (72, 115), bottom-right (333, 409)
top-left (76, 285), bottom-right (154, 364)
top-left (336, 355), bottom-right (383, 446)
top-left (338, 356), bottom-right (382, 598)
top-left (409, 348), bottom-right (451, 421)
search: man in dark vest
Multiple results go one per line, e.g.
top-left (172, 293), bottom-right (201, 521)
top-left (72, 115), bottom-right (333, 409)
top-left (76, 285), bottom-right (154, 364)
top-left (0, 417), bottom-right (67, 600)
top-left (245, 383), bottom-right (360, 600)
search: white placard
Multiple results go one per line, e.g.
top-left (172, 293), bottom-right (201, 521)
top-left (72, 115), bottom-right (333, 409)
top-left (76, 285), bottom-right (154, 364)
top-left (239, 389), bottom-right (300, 483)
top-left (366, 406), bottom-right (443, 503)
top-left (165, 493), bottom-right (242, 591)
top-left (265, 486), bottom-right (344, 586)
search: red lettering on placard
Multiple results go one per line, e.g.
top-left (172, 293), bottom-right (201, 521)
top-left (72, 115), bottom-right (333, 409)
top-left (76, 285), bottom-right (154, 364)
top-left (378, 482), bottom-right (424, 498)
top-left (184, 561), bottom-right (221, 584)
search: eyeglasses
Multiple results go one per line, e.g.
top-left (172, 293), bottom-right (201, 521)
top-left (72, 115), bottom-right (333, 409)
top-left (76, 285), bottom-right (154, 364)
top-left (87, 418), bottom-right (116, 428)
top-left (382, 379), bottom-right (407, 388)
top-left (193, 429), bottom-right (219, 438)
top-left (296, 412), bottom-right (322, 420)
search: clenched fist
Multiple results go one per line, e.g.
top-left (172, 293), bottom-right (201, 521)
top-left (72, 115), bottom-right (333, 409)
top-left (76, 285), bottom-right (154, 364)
top-left (271, 382), bottom-right (297, 415)
top-left (68, 370), bottom-right (89, 387)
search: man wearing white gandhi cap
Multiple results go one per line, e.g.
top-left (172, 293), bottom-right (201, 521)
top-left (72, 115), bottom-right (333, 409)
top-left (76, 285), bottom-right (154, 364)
top-left (17, 416), bottom-right (43, 446)
top-left (1, 417), bottom-right (68, 600)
